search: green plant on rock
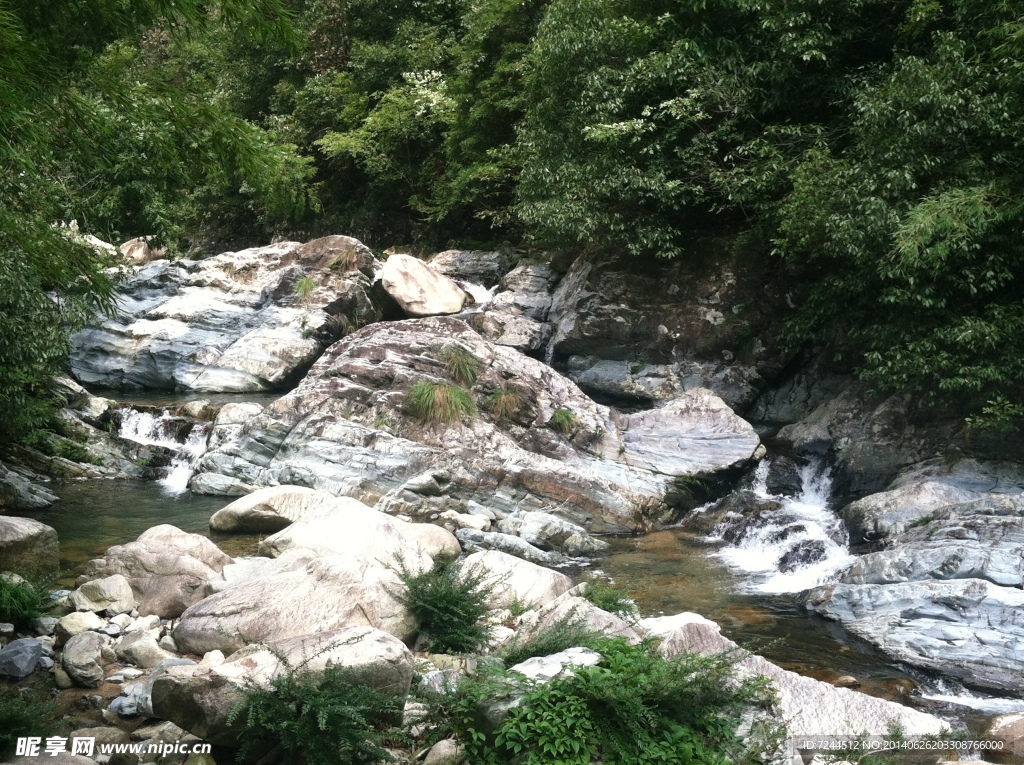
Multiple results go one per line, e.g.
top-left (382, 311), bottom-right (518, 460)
top-left (439, 344), bottom-right (479, 387)
top-left (0, 572), bottom-right (55, 628)
top-left (581, 580), bottom-right (638, 619)
top-left (393, 555), bottom-right (492, 654)
top-left (405, 381), bottom-right (477, 424)
top-left (440, 639), bottom-right (778, 765)
top-left (294, 274), bottom-right (318, 307)
top-left (486, 384), bottom-right (526, 422)
top-left (498, 615), bottom-right (604, 668)
top-left (548, 407), bottom-right (579, 435)
top-left (228, 659), bottom-right (403, 765)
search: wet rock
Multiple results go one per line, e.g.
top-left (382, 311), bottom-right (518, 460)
top-left (70, 574), bottom-right (137, 616)
top-left (78, 525), bottom-right (233, 618)
top-left (70, 237), bottom-right (380, 392)
top-left (833, 675), bottom-right (860, 687)
top-left (379, 253), bottom-right (469, 317)
top-left (460, 550), bottom-right (573, 609)
top-left (764, 455), bottom-right (803, 497)
top-left (0, 637), bottom-right (43, 679)
top-left (806, 578), bottom-right (1024, 695)
top-left (778, 540), bottom-right (828, 573)
top-left (640, 613), bottom-right (947, 737)
top-left (62, 631), bottom-right (109, 688)
top-left (680, 490), bottom-right (783, 539)
top-left (173, 556), bottom-right (417, 655)
top-left (0, 515), bottom-right (59, 574)
top-left (0, 461), bottom-right (58, 510)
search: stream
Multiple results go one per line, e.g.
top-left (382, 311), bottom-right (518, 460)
top-left (21, 392), bottom-right (1024, 753)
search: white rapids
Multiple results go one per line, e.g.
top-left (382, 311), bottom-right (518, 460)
top-left (116, 408), bottom-right (210, 496)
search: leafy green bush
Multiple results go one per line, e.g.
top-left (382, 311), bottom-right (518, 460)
top-left (229, 662), bottom-right (403, 765)
top-left (499, 617), bottom-right (604, 668)
top-left (439, 345), bottom-right (479, 387)
top-left (405, 381), bottom-right (477, 424)
top-left (0, 573), bottom-right (54, 628)
top-left (0, 686), bottom-right (55, 758)
top-left (394, 556), bottom-right (492, 654)
top-left (581, 581), bottom-right (637, 619)
top-left (486, 385), bottom-right (525, 422)
top-left (548, 407), bottom-right (579, 435)
top-left (443, 639), bottom-right (778, 765)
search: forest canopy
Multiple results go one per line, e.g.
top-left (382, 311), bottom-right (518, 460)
top-left (1, 0), bottom-right (1022, 436)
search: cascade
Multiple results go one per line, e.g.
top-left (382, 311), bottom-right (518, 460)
top-left (116, 408), bottom-right (210, 495)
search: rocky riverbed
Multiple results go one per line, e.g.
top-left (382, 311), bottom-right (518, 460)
top-left (2, 234), bottom-right (1024, 763)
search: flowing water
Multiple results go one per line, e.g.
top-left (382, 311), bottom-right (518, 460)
top-left (115, 408), bottom-right (212, 495)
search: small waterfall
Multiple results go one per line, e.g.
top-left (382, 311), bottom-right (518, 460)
top-left (116, 408), bottom-right (209, 496)
top-left (917, 677), bottom-right (1024, 714)
top-left (709, 460), bottom-right (856, 594)
top-left (460, 281), bottom-right (498, 312)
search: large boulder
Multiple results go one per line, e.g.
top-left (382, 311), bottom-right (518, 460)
top-left (427, 249), bottom-right (514, 288)
top-left (460, 550), bottom-right (573, 609)
top-left (379, 254), bottom-right (469, 317)
top-left (209, 485), bottom-right (367, 532)
top-left (61, 631), bottom-right (109, 688)
top-left (70, 574), bottom-right (137, 615)
top-left (69, 237), bottom-right (381, 392)
top-left (640, 613), bottom-right (947, 738)
top-left (152, 627), bottom-right (412, 746)
top-left (0, 516), bottom-right (59, 575)
top-left (806, 578), bottom-right (1024, 695)
top-left (257, 515), bottom-right (435, 569)
top-left (191, 317), bottom-right (759, 533)
top-left (78, 525), bottom-right (233, 618)
top-left (173, 556), bottom-right (417, 655)
top-left (0, 638), bottom-right (44, 679)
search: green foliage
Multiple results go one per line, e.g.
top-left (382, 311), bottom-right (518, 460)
top-left (294, 274), bottom-right (318, 306)
top-left (485, 384), bottom-right (525, 422)
top-left (0, 686), bottom-right (56, 758)
top-left (581, 581), bottom-right (638, 619)
top-left (445, 639), bottom-right (778, 765)
top-left (0, 573), bottom-right (55, 628)
top-left (229, 660), bottom-right (402, 765)
top-left (498, 617), bottom-right (604, 668)
top-left (393, 555), bottom-right (492, 654)
top-left (405, 381), bottom-right (477, 424)
top-left (438, 344), bottom-right (479, 387)
top-left (547, 407), bottom-right (579, 435)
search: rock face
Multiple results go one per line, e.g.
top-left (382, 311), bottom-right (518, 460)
top-left (379, 254), bottom-right (469, 317)
top-left (0, 460), bottom-right (58, 510)
top-left (805, 458), bottom-right (1024, 694)
top-left (547, 251), bottom-right (791, 410)
top-left (69, 236), bottom-right (381, 392)
top-left (173, 556), bottom-right (417, 655)
top-left (191, 317), bottom-right (760, 532)
top-left (640, 613), bottom-right (947, 738)
top-left (153, 627), bottom-right (412, 746)
top-left (78, 525), bottom-right (233, 618)
top-left (0, 516), bottom-right (59, 575)
top-left (461, 550), bottom-right (573, 609)
top-left (807, 579), bottom-right (1024, 695)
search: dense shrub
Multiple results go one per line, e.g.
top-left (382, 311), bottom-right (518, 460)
top-left (499, 616), bottom-right (604, 667)
top-left (0, 573), bottom-right (54, 628)
top-left (229, 662), bottom-right (403, 765)
top-left (394, 556), bottom-right (492, 654)
top-left (405, 381), bottom-right (477, 424)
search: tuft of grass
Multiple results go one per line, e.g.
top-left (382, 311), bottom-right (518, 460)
top-left (438, 344), bottom-right (479, 387)
top-left (393, 556), bottom-right (492, 654)
top-left (499, 616), bottom-right (605, 667)
top-left (405, 381), bottom-right (477, 424)
top-left (0, 573), bottom-right (55, 628)
top-left (582, 581), bottom-right (638, 619)
top-left (294, 274), bottom-right (318, 307)
top-left (548, 407), bottom-right (579, 435)
top-left (229, 662), bottom-right (402, 765)
top-left (486, 385), bottom-right (526, 422)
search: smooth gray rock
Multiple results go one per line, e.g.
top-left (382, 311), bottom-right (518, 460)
top-left (455, 528), bottom-right (566, 566)
top-left (460, 550), bottom-right (573, 609)
top-left (56, 611), bottom-right (105, 642)
top-left (117, 630), bottom-right (173, 668)
top-left (70, 237), bottom-right (380, 392)
top-left (429, 249), bottom-right (513, 287)
top-left (496, 511), bottom-right (608, 556)
top-left (0, 515), bottom-right (59, 574)
top-left (806, 578), bottom-right (1024, 694)
top-left (70, 574), bottom-right (137, 615)
top-left (0, 637), bottom-right (43, 679)
top-left (62, 631), bottom-right (109, 688)
top-left (0, 461), bottom-right (58, 510)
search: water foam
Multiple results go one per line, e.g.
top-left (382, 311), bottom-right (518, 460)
top-left (117, 408), bottom-right (209, 496)
top-left (710, 460), bottom-right (856, 594)
top-left (460, 281), bottom-right (498, 311)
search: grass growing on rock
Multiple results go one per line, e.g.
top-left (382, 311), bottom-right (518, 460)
top-left (434, 638), bottom-right (778, 765)
top-left (548, 407), bottom-right (579, 435)
top-left (486, 384), bottom-right (526, 422)
top-left (394, 556), bottom-right (492, 654)
top-left (438, 344), bottom-right (479, 387)
top-left (229, 662), bottom-right (402, 765)
top-left (0, 573), bottom-right (54, 628)
top-left (405, 381), bottom-right (477, 424)
top-left (581, 581), bottom-right (638, 619)
top-left (499, 616), bottom-right (605, 667)
top-left (294, 274), bottom-right (318, 307)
